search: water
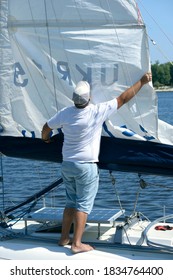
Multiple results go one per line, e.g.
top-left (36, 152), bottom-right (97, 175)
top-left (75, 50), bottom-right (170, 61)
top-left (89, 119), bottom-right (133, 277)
top-left (0, 92), bottom-right (173, 221)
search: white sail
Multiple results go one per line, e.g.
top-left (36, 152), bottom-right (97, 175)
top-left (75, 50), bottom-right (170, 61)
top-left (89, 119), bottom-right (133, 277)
top-left (0, 0), bottom-right (173, 144)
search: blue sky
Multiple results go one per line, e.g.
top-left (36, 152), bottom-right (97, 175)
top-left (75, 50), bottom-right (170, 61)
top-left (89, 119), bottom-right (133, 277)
top-left (137, 0), bottom-right (173, 64)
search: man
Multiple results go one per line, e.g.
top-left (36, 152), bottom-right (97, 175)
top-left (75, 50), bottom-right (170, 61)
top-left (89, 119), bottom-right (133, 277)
top-left (42, 72), bottom-right (152, 254)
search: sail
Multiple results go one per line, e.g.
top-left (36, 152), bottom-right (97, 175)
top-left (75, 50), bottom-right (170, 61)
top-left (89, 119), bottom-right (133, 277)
top-left (0, 0), bottom-right (173, 175)
top-left (0, 0), bottom-right (156, 138)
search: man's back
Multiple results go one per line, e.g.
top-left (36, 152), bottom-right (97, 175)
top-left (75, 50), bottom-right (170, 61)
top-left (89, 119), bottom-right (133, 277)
top-left (47, 99), bottom-right (118, 162)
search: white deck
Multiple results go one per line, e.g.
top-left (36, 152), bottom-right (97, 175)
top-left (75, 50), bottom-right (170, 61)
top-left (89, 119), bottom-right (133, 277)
top-left (1, 208), bottom-right (173, 260)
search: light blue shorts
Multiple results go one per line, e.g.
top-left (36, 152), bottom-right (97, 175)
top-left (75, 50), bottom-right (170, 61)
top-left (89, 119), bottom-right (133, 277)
top-left (61, 161), bottom-right (99, 214)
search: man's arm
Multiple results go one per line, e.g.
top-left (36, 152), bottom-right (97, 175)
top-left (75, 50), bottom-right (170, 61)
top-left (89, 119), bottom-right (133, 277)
top-left (117, 72), bottom-right (152, 109)
top-left (41, 122), bottom-right (52, 143)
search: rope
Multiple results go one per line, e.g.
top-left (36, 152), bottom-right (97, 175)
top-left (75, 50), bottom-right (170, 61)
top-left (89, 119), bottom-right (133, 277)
top-left (109, 172), bottom-right (152, 217)
top-left (43, 0), bottom-right (59, 111)
top-left (137, 0), bottom-right (173, 65)
top-left (138, 0), bottom-right (173, 47)
top-left (148, 36), bottom-right (173, 66)
top-left (4, 177), bottom-right (63, 215)
top-left (137, 174), bottom-right (173, 190)
top-left (0, 177), bottom-right (63, 227)
top-left (109, 171), bottom-right (124, 214)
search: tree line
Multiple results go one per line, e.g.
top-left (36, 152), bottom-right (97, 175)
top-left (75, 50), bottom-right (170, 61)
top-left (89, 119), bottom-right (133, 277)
top-left (151, 61), bottom-right (173, 88)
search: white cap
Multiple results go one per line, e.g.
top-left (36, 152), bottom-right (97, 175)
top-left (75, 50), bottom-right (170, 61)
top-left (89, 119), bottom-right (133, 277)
top-left (72, 81), bottom-right (90, 106)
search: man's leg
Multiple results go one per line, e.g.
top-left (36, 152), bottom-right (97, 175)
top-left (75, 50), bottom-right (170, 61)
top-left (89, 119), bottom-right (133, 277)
top-left (59, 161), bottom-right (76, 246)
top-left (58, 207), bottom-right (75, 246)
top-left (70, 163), bottom-right (98, 253)
top-left (71, 210), bottom-right (94, 253)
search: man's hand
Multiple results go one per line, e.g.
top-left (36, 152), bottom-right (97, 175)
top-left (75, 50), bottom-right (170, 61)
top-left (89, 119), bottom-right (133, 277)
top-left (41, 123), bottom-right (52, 143)
top-left (141, 72), bottom-right (152, 85)
top-left (117, 71), bottom-right (152, 109)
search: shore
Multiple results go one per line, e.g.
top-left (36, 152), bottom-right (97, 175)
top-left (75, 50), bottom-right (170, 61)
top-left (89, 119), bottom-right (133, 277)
top-left (155, 86), bottom-right (173, 92)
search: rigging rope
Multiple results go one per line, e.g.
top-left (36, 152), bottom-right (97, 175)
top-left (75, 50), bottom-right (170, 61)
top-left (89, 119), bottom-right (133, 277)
top-left (138, 0), bottom-right (173, 47)
top-left (43, 0), bottom-right (59, 111)
top-left (109, 170), bottom-right (141, 216)
top-left (137, 0), bottom-right (173, 65)
top-left (148, 35), bottom-right (173, 66)
top-left (108, 171), bottom-right (170, 218)
top-left (132, 174), bottom-right (147, 215)
top-left (109, 171), bottom-right (124, 214)
top-left (3, 177), bottom-right (63, 215)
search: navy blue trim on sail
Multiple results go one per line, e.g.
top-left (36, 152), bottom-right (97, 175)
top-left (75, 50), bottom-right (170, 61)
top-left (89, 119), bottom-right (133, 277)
top-left (0, 135), bottom-right (173, 176)
top-left (99, 137), bottom-right (173, 176)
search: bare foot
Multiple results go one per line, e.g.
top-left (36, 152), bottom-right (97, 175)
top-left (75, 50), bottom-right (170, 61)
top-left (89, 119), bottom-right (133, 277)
top-left (58, 238), bottom-right (72, 246)
top-left (71, 243), bottom-right (95, 254)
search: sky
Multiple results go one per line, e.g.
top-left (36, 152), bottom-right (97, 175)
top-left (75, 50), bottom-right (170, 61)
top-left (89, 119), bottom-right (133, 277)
top-left (137, 0), bottom-right (173, 64)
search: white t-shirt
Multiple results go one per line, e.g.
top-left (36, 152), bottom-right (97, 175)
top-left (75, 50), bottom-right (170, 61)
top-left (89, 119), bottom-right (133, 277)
top-left (47, 98), bottom-right (118, 162)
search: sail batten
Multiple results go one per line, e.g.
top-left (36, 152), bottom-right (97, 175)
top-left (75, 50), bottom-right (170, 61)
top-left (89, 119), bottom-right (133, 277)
top-left (8, 20), bottom-right (144, 29)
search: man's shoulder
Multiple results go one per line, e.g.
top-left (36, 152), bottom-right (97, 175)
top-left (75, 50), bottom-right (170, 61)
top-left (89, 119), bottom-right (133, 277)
top-left (61, 105), bottom-right (75, 113)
